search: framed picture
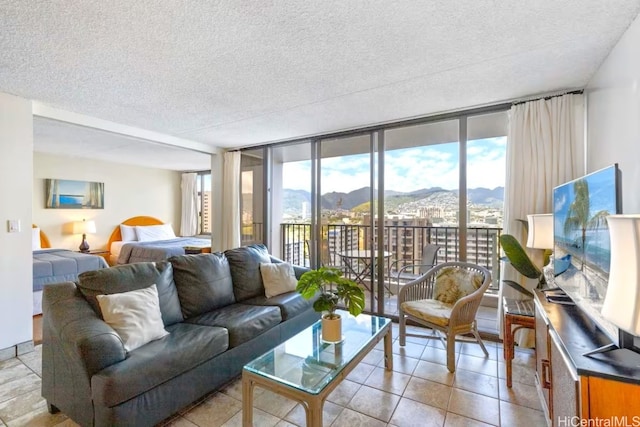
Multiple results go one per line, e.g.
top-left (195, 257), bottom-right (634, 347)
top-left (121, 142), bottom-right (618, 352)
top-left (45, 179), bottom-right (104, 209)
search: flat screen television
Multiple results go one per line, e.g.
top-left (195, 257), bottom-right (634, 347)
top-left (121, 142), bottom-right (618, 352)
top-left (552, 164), bottom-right (622, 343)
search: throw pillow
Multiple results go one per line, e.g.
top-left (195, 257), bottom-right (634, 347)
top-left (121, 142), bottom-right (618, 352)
top-left (260, 262), bottom-right (298, 298)
top-left (96, 284), bottom-right (169, 352)
top-left (78, 262), bottom-right (184, 327)
top-left (433, 267), bottom-right (483, 304)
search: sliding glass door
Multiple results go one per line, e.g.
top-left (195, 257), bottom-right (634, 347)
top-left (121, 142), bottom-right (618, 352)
top-left (383, 120), bottom-right (460, 316)
top-left (319, 133), bottom-right (381, 311)
top-left (249, 107), bottom-right (508, 318)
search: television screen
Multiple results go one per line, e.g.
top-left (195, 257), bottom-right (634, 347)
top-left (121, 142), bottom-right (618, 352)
top-left (552, 164), bottom-right (621, 342)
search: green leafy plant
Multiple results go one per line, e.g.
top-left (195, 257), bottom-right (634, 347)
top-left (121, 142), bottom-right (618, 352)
top-left (499, 234), bottom-right (542, 298)
top-left (297, 267), bottom-right (365, 319)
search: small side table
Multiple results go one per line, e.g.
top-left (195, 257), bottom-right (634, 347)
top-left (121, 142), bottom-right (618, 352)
top-left (503, 297), bottom-right (536, 387)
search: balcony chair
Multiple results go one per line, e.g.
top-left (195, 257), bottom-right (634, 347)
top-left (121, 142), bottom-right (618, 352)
top-left (398, 261), bottom-right (492, 372)
top-left (305, 239), bottom-right (346, 271)
top-left (390, 244), bottom-right (441, 295)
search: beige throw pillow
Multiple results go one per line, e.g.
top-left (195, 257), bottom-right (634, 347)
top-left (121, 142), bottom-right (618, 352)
top-left (96, 284), bottom-right (169, 352)
top-left (260, 262), bottom-right (298, 298)
top-left (433, 267), bottom-right (483, 304)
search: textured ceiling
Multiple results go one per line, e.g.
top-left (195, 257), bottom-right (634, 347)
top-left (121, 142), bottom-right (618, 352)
top-left (1, 1), bottom-right (640, 170)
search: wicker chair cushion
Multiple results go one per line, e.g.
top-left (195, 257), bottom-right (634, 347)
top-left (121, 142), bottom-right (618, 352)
top-left (401, 299), bottom-right (452, 327)
top-left (433, 267), bottom-right (483, 304)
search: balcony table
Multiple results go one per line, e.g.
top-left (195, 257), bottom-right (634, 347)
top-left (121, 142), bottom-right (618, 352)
top-left (336, 250), bottom-right (392, 291)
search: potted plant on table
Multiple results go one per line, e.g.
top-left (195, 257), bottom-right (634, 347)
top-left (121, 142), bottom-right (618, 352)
top-left (297, 266), bottom-right (365, 342)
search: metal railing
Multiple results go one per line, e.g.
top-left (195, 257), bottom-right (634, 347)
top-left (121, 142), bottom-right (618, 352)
top-left (280, 222), bottom-right (502, 292)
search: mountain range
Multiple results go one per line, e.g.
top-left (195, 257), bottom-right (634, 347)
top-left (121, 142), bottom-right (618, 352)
top-left (283, 186), bottom-right (504, 216)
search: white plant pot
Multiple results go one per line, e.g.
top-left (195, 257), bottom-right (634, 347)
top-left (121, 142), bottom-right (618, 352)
top-left (322, 314), bottom-right (342, 342)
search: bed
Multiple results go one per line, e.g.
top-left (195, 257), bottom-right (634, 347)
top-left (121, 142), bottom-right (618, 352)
top-left (107, 216), bottom-right (211, 265)
top-left (32, 226), bottom-right (109, 315)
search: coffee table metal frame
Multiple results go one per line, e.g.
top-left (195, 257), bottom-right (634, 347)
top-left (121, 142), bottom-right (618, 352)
top-left (242, 313), bottom-right (393, 427)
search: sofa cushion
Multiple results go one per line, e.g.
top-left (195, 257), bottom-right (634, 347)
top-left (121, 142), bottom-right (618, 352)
top-left (78, 261), bottom-right (183, 327)
top-left (185, 303), bottom-right (282, 348)
top-left (91, 322), bottom-right (229, 407)
top-left (169, 253), bottom-right (236, 318)
top-left (224, 244), bottom-right (272, 301)
top-left (243, 292), bottom-right (313, 321)
top-left (96, 284), bottom-right (169, 352)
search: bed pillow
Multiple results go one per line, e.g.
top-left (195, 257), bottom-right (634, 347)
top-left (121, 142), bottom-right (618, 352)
top-left (96, 284), bottom-right (169, 352)
top-left (120, 224), bottom-right (138, 242)
top-left (260, 262), bottom-right (298, 298)
top-left (32, 228), bottom-right (41, 250)
top-left (136, 224), bottom-right (176, 242)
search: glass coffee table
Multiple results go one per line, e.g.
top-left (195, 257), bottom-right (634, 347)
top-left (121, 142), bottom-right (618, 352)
top-left (242, 311), bottom-right (392, 427)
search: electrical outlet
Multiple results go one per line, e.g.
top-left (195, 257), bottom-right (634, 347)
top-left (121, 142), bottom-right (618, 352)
top-left (7, 220), bottom-right (20, 233)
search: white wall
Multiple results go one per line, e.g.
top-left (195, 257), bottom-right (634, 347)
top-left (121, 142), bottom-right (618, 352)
top-left (586, 14), bottom-right (640, 213)
top-left (0, 93), bottom-right (33, 350)
top-left (33, 152), bottom-right (182, 250)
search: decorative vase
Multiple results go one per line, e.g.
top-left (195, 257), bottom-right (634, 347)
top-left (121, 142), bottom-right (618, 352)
top-left (321, 314), bottom-right (342, 342)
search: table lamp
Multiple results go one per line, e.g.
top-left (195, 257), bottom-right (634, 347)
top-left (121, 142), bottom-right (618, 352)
top-left (526, 213), bottom-right (554, 285)
top-left (73, 219), bottom-right (96, 253)
top-left (586, 215), bottom-right (640, 362)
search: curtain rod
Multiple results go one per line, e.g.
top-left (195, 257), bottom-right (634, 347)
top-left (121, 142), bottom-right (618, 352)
top-left (512, 89), bottom-right (584, 106)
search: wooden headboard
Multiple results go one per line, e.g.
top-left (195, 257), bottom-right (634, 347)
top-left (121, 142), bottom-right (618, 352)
top-left (33, 224), bottom-right (51, 249)
top-left (106, 216), bottom-right (164, 252)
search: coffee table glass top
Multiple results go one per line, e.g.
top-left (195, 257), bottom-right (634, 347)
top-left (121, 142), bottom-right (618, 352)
top-left (244, 311), bottom-right (390, 395)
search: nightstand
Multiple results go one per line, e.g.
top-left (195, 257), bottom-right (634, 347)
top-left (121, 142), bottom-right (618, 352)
top-left (184, 246), bottom-right (211, 254)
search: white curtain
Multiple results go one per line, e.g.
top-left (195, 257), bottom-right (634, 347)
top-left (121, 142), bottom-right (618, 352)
top-left (498, 93), bottom-right (585, 346)
top-left (180, 173), bottom-right (198, 236)
top-left (222, 151), bottom-right (241, 250)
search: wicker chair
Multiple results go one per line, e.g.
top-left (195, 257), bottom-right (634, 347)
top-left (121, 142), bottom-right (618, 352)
top-left (398, 261), bottom-right (492, 372)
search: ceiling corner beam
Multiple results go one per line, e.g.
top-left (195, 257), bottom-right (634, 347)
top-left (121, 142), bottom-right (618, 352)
top-left (32, 102), bottom-right (220, 155)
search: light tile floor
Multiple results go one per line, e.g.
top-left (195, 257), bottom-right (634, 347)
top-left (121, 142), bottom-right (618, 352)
top-left (0, 323), bottom-right (544, 427)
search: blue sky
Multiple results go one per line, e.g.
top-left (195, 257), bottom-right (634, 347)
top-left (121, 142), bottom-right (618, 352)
top-left (283, 137), bottom-right (506, 193)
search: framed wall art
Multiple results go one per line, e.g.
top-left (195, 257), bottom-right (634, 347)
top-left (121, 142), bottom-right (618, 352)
top-left (45, 179), bottom-right (104, 209)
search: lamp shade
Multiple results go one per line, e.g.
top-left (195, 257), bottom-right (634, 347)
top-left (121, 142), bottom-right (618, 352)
top-left (601, 215), bottom-right (640, 336)
top-left (72, 220), bottom-right (96, 235)
top-left (526, 214), bottom-right (553, 249)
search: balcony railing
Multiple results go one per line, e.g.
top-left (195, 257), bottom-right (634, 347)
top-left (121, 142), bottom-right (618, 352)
top-left (279, 222), bottom-right (502, 292)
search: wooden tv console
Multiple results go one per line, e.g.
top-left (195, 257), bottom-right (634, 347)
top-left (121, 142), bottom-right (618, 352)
top-left (534, 290), bottom-right (640, 426)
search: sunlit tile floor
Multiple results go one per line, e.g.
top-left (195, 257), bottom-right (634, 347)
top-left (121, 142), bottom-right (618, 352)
top-left (0, 323), bottom-right (544, 427)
